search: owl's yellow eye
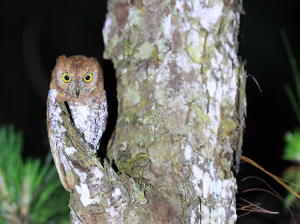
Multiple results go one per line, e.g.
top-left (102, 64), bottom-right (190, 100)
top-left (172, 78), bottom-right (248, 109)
top-left (83, 73), bottom-right (93, 83)
top-left (62, 73), bottom-right (71, 83)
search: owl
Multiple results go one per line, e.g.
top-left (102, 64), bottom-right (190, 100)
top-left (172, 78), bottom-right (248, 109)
top-left (47, 55), bottom-right (108, 191)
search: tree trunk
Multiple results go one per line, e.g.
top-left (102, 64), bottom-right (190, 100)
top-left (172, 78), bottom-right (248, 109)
top-left (63, 0), bottom-right (246, 223)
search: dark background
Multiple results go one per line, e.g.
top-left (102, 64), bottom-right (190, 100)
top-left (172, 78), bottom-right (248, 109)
top-left (0, 0), bottom-right (299, 223)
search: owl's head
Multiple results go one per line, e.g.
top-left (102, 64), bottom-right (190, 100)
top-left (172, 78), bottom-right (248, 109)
top-left (50, 55), bottom-right (104, 99)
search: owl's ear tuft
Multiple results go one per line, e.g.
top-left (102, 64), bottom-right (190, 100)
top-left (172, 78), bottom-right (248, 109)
top-left (90, 58), bottom-right (101, 71)
top-left (89, 57), bottom-right (99, 65)
top-left (56, 55), bottom-right (67, 63)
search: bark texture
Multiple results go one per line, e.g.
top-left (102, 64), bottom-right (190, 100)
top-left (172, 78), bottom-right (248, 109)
top-left (102, 0), bottom-right (246, 223)
top-left (60, 0), bottom-right (246, 223)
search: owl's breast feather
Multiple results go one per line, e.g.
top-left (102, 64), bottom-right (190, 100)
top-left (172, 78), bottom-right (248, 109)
top-left (69, 98), bottom-right (107, 149)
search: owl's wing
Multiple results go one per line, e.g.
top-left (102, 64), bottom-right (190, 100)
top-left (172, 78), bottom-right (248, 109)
top-left (48, 135), bottom-right (74, 192)
top-left (47, 89), bottom-right (74, 191)
top-left (94, 92), bottom-right (108, 150)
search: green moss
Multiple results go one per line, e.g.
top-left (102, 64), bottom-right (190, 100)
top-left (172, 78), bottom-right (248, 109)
top-left (188, 46), bottom-right (202, 64)
top-left (194, 105), bottom-right (209, 124)
top-left (138, 97), bottom-right (147, 109)
top-left (117, 151), bottom-right (132, 173)
top-left (124, 41), bottom-right (134, 56)
top-left (143, 110), bottom-right (159, 125)
top-left (122, 111), bottom-right (138, 125)
top-left (151, 46), bottom-right (159, 61)
top-left (117, 152), bottom-right (150, 178)
top-left (136, 190), bottom-right (148, 204)
top-left (221, 117), bottom-right (237, 137)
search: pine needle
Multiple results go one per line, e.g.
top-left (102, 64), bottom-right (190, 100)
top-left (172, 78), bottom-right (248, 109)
top-left (241, 156), bottom-right (300, 199)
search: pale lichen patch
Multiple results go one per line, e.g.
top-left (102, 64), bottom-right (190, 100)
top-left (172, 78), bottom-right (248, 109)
top-left (211, 48), bottom-right (224, 69)
top-left (65, 146), bottom-right (76, 156)
top-left (202, 171), bottom-right (213, 199)
top-left (112, 187), bottom-right (121, 198)
top-left (193, 1), bottom-right (224, 32)
top-left (154, 38), bottom-right (171, 59)
top-left (201, 203), bottom-right (210, 224)
top-left (106, 206), bottom-right (118, 218)
top-left (90, 167), bottom-right (104, 185)
top-left (136, 42), bottom-right (155, 60)
top-left (128, 8), bottom-right (143, 28)
top-left (162, 14), bottom-right (172, 41)
top-left (187, 29), bottom-right (205, 64)
top-left (124, 81), bottom-right (141, 106)
top-left (75, 183), bottom-right (94, 207)
top-left (192, 165), bottom-right (203, 196)
top-left (184, 143), bottom-right (193, 161)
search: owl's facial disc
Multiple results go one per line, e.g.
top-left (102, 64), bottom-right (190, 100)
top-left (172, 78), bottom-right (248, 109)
top-left (50, 55), bottom-right (104, 101)
top-left (68, 81), bottom-right (90, 98)
top-left (67, 83), bottom-right (82, 98)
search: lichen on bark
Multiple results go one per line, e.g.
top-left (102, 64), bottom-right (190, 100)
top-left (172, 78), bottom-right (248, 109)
top-left (102, 0), bottom-right (246, 223)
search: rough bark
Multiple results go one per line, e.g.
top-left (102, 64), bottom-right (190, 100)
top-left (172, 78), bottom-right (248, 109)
top-left (103, 0), bottom-right (245, 223)
top-left (61, 0), bottom-right (246, 223)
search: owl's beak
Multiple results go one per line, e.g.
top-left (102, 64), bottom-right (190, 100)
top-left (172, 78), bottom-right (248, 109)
top-left (74, 87), bottom-right (80, 98)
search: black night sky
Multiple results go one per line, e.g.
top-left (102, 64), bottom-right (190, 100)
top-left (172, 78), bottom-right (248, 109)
top-left (1, 0), bottom-right (300, 223)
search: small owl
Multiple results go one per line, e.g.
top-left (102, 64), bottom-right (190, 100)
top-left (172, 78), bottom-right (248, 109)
top-left (47, 55), bottom-right (108, 191)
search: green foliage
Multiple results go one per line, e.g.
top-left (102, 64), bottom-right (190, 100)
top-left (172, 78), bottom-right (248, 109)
top-left (282, 165), bottom-right (300, 206)
top-left (282, 130), bottom-right (300, 205)
top-left (281, 29), bottom-right (300, 126)
top-left (0, 125), bottom-right (69, 224)
top-left (283, 130), bottom-right (300, 162)
top-left (282, 30), bottom-right (300, 206)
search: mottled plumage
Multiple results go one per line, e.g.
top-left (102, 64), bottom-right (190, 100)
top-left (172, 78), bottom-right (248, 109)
top-left (47, 55), bottom-right (107, 191)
